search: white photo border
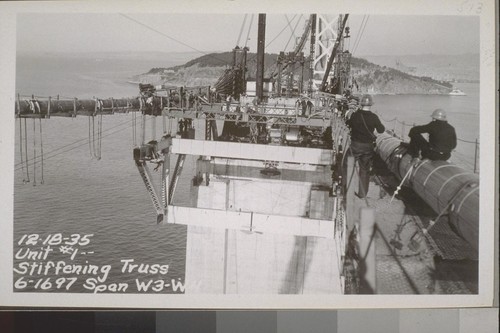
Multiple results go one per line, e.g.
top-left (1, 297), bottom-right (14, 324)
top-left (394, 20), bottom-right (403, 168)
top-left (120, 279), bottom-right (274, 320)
top-left (0, 0), bottom-right (497, 309)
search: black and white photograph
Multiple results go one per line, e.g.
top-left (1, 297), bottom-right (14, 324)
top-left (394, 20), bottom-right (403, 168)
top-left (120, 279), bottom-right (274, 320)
top-left (0, 0), bottom-right (496, 309)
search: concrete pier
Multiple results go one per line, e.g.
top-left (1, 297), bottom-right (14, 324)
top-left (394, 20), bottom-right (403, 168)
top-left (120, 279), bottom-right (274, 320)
top-left (180, 158), bottom-right (344, 294)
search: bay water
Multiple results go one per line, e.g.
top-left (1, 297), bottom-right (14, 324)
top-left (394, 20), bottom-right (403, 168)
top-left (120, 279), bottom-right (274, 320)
top-left (13, 54), bottom-right (479, 294)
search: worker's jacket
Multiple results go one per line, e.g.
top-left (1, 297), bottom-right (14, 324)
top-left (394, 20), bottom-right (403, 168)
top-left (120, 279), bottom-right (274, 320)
top-left (346, 110), bottom-right (385, 143)
top-left (409, 120), bottom-right (457, 154)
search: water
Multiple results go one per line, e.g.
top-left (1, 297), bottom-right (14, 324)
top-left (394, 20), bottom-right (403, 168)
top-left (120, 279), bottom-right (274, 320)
top-left (13, 54), bottom-right (479, 294)
top-left (372, 82), bottom-right (479, 171)
top-left (14, 54), bottom-right (192, 294)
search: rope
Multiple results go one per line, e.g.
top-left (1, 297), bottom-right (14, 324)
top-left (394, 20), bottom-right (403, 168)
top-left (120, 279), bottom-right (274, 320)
top-left (15, 117), bottom-right (134, 169)
top-left (373, 224), bottom-right (421, 294)
top-left (390, 162), bottom-right (415, 203)
top-left (119, 14), bottom-right (232, 67)
top-left (39, 118), bottom-right (44, 184)
top-left (457, 138), bottom-right (478, 144)
top-left (408, 180), bottom-right (477, 245)
top-left (244, 14), bottom-right (254, 48)
top-left (283, 15), bottom-right (300, 51)
top-left (32, 118), bottom-right (37, 186)
top-left (15, 118), bottom-right (134, 173)
top-left (236, 14), bottom-right (248, 47)
top-left (93, 116), bottom-right (98, 159)
top-left (351, 15), bottom-right (369, 56)
top-left (98, 113), bottom-right (103, 160)
top-left (24, 118), bottom-right (30, 183)
top-left (19, 118), bottom-right (25, 183)
top-left (88, 116), bottom-right (93, 158)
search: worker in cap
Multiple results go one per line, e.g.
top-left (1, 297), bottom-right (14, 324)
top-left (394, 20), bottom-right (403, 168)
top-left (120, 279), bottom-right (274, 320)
top-left (346, 94), bottom-right (385, 198)
top-left (407, 109), bottom-right (457, 161)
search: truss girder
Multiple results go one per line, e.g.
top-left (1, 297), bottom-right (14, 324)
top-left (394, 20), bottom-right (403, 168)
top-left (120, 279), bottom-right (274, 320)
top-left (312, 14), bottom-right (340, 89)
top-left (162, 106), bottom-right (333, 127)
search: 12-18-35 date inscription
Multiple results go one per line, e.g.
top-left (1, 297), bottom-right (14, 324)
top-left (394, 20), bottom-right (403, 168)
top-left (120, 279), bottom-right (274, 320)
top-left (14, 233), bottom-right (184, 293)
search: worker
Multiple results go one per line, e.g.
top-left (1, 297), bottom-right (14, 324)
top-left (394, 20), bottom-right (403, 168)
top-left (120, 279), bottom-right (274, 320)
top-left (407, 109), bottom-right (457, 161)
top-left (346, 94), bottom-right (385, 198)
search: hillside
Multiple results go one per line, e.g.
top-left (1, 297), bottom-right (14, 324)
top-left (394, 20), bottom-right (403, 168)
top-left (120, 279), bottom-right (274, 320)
top-left (133, 52), bottom-right (454, 95)
top-left (363, 53), bottom-right (479, 83)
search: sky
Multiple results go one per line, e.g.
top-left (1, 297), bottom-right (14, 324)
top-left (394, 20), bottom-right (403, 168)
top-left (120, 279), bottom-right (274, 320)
top-left (16, 13), bottom-right (479, 57)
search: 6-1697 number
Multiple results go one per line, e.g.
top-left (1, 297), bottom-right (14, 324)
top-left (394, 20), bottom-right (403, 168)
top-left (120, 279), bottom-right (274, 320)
top-left (14, 277), bottom-right (78, 291)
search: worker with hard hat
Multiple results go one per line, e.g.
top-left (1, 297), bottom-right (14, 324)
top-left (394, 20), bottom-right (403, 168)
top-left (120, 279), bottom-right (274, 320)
top-left (346, 94), bottom-right (385, 198)
top-left (407, 109), bottom-right (457, 161)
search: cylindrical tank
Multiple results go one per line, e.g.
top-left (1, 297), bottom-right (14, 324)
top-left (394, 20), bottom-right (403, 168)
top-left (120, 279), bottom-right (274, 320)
top-left (375, 133), bottom-right (479, 251)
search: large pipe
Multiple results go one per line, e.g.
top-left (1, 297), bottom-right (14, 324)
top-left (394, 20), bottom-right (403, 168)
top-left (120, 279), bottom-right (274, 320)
top-left (16, 97), bottom-right (140, 116)
top-left (375, 133), bottom-right (479, 251)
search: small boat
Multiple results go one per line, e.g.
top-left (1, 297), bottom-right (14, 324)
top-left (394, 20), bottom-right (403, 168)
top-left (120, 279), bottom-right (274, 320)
top-left (449, 88), bottom-right (466, 96)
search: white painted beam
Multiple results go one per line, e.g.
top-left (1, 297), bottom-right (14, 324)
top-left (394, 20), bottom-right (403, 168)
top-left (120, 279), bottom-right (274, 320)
top-left (170, 138), bottom-right (333, 165)
top-left (167, 205), bottom-right (334, 238)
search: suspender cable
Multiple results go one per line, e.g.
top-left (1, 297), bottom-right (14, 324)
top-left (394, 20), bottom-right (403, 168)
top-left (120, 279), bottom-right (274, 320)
top-left (88, 116), bottom-right (93, 158)
top-left (39, 118), bottom-right (44, 184)
top-left (15, 117), bottom-right (135, 172)
top-left (19, 118), bottom-right (26, 183)
top-left (92, 116), bottom-right (97, 159)
top-left (98, 113), bottom-right (103, 160)
top-left (24, 118), bottom-right (30, 183)
top-left (32, 118), bottom-right (37, 186)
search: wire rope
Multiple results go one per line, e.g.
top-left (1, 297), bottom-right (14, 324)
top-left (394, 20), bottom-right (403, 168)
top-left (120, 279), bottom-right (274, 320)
top-left (32, 118), bottom-right (37, 186)
top-left (98, 113), bottom-right (103, 160)
top-left (120, 14), bottom-right (232, 67)
top-left (244, 14), bottom-right (254, 48)
top-left (14, 118), bottom-right (134, 172)
top-left (39, 118), bottom-right (45, 184)
top-left (88, 116), bottom-right (93, 158)
top-left (24, 118), bottom-right (30, 183)
top-left (283, 15), bottom-right (301, 51)
top-left (236, 14), bottom-right (248, 47)
top-left (352, 15), bottom-right (369, 56)
top-left (15, 117), bottom-right (135, 168)
top-left (350, 15), bottom-right (366, 56)
top-left (18, 118), bottom-right (25, 182)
